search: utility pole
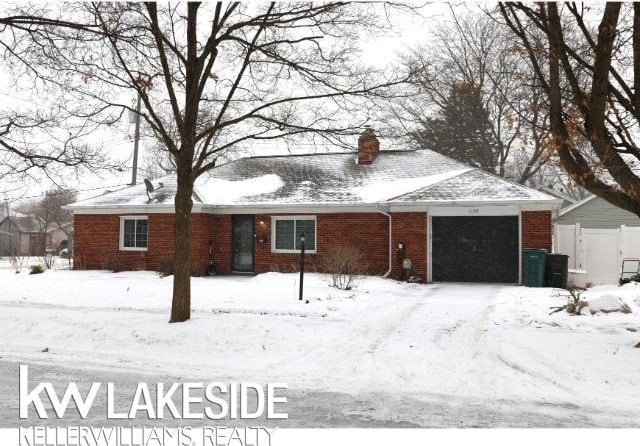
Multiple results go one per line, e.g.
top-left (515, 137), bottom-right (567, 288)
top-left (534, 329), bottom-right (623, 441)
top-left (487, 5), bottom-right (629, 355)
top-left (42, 190), bottom-right (49, 258)
top-left (131, 93), bottom-right (142, 186)
top-left (131, 75), bottom-right (152, 186)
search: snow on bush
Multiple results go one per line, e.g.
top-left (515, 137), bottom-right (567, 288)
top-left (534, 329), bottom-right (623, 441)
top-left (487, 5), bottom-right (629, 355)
top-left (321, 245), bottom-right (367, 290)
top-left (587, 295), bottom-right (632, 315)
top-left (549, 288), bottom-right (635, 316)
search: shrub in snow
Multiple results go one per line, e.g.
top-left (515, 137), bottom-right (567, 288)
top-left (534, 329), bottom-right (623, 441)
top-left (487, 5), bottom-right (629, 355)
top-left (549, 288), bottom-right (588, 315)
top-left (158, 257), bottom-right (174, 277)
top-left (321, 245), bottom-right (367, 290)
top-left (550, 290), bottom-right (633, 316)
top-left (74, 252), bottom-right (87, 270)
top-left (103, 258), bottom-right (123, 273)
top-left (41, 252), bottom-right (54, 270)
top-left (29, 264), bottom-right (44, 275)
top-left (9, 255), bottom-right (25, 273)
top-left (587, 295), bottom-right (632, 315)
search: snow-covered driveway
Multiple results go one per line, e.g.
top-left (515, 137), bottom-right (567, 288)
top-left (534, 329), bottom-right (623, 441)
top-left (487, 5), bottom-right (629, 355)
top-left (1, 265), bottom-right (639, 426)
top-left (294, 283), bottom-right (504, 395)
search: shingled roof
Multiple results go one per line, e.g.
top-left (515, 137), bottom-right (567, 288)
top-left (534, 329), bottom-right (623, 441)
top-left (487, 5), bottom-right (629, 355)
top-left (68, 149), bottom-right (558, 209)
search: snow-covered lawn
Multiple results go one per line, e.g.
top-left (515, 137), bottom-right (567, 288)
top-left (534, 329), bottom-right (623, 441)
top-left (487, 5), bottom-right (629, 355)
top-left (1, 258), bottom-right (640, 425)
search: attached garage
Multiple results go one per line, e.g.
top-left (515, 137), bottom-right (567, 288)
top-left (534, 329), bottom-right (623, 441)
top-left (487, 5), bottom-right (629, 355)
top-left (429, 211), bottom-right (520, 284)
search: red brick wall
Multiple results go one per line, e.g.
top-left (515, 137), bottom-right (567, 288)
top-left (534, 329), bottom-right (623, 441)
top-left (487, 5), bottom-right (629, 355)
top-left (521, 211), bottom-right (552, 251)
top-left (74, 210), bottom-right (552, 281)
top-left (248, 212), bottom-right (426, 280)
top-left (73, 213), bottom-right (214, 275)
top-left (252, 213), bottom-right (390, 276)
top-left (190, 214), bottom-right (215, 275)
top-left (391, 213), bottom-right (427, 279)
top-left (211, 215), bottom-right (233, 274)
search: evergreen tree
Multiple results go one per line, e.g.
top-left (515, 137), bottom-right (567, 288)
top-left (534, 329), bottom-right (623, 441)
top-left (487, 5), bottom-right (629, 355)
top-left (411, 83), bottom-right (499, 173)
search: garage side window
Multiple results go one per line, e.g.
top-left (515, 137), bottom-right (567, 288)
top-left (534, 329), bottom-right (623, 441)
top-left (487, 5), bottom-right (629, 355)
top-left (272, 216), bottom-right (316, 253)
top-left (120, 216), bottom-right (148, 251)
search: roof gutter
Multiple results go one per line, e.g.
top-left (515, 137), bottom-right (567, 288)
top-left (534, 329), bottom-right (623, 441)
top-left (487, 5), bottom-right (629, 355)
top-left (376, 207), bottom-right (392, 278)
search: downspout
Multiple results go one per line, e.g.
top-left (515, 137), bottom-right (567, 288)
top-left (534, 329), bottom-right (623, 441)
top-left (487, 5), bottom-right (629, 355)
top-left (376, 208), bottom-right (392, 278)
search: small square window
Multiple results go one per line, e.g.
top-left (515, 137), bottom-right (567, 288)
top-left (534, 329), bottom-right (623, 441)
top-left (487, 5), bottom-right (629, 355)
top-left (272, 217), bottom-right (316, 253)
top-left (120, 217), bottom-right (148, 251)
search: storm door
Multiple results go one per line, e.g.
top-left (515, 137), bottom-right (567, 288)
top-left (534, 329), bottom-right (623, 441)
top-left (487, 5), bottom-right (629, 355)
top-left (232, 215), bottom-right (254, 272)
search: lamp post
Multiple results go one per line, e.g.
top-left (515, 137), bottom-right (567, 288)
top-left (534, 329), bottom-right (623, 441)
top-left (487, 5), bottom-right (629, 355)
top-left (299, 232), bottom-right (305, 301)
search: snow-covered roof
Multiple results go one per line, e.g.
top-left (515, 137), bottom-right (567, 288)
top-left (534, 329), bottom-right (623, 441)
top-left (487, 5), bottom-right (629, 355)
top-left (394, 169), bottom-right (556, 202)
top-left (68, 149), bottom-right (560, 210)
top-left (70, 177), bottom-right (179, 207)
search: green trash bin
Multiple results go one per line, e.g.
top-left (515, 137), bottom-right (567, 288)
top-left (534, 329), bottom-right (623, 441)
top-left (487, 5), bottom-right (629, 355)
top-left (522, 249), bottom-right (547, 287)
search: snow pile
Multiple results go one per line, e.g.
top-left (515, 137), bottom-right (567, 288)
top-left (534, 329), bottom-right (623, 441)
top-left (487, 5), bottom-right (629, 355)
top-left (586, 295), bottom-right (632, 315)
top-left (351, 169), bottom-right (471, 202)
top-left (491, 285), bottom-right (640, 418)
top-left (195, 174), bottom-right (284, 204)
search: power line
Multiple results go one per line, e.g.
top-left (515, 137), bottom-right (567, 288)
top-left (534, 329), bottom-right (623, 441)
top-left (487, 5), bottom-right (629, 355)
top-left (7, 183), bottom-right (131, 202)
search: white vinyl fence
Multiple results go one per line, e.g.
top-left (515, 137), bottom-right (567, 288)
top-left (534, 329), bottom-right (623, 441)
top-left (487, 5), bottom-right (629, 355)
top-left (554, 224), bottom-right (640, 284)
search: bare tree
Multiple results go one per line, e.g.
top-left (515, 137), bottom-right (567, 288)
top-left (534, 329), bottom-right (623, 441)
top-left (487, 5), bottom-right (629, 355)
top-left (0, 109), bottom-right (110, 185)
top-left (1, 2), bottom-right (410, 322)
top-left (392, 10), bottom-right (551, 184)
top-left (499, 3), bottom-right (640, 215)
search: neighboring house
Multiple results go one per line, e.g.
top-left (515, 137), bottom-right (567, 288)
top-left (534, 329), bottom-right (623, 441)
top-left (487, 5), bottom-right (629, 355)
top-left (555, 195), bottom-right (640, 228)
top-left (554, 195), bottom-right (640, 284)
top-left (0, 213), bottom-right (46, 256)
top-left (66, 129), bottom-right (561, 283)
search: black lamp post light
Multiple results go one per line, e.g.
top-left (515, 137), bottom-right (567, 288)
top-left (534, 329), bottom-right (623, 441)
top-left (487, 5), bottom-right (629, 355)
top-left (299, 232), bottom-right (305, 301)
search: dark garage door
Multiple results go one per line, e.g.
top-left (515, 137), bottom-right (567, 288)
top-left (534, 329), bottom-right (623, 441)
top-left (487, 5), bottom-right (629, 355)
top-left (431, 216), bottom-right (519, 283)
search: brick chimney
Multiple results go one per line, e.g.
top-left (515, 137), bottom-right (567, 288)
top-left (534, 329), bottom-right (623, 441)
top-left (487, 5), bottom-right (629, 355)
top-left (357, 127), bottom-right (380, 165)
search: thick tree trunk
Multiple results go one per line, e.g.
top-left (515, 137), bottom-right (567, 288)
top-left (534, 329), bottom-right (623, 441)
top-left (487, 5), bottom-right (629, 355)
top-left (170, 162), bottom-right (194, 323)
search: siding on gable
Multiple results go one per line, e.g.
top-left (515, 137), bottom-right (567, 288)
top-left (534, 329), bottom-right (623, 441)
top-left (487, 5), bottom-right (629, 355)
top-left (556, 197), bottom-right (640, 228)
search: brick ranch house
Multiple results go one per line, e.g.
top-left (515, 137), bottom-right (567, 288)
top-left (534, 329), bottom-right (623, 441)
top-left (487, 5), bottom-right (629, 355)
top-left (67, 129), bottom-right (561, 283)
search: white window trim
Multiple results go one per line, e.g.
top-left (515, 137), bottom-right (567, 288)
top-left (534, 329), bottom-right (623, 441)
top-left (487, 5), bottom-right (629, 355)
top-left (119, 216), bottom-right (149, 251)
top-left (271, 215), bottom-right (317, 254)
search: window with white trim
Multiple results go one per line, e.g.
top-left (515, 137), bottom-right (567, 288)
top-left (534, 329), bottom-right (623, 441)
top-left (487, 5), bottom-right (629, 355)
top-left (120, 216), bottom-right (148, 251)
top-left (271, 216), bottom-right (316, 253)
